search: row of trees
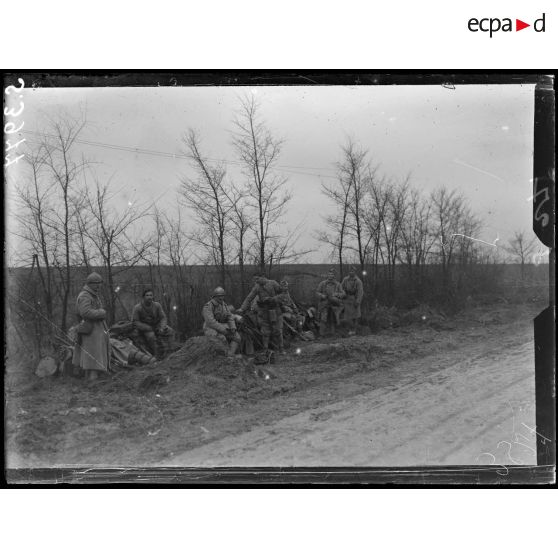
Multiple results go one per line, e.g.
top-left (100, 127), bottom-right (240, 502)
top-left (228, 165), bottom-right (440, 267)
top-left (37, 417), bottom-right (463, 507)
top-left (9, 96), bottom-right (303, 340)
top-left (180, 95), bottom-right (307, 292)
top-left (8, 97), bottom-right (542, 358)
top-left (319, 138), bottom-right (540, 301)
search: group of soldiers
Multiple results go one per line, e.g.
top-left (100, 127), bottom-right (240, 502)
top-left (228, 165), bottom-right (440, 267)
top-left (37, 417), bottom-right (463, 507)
top-left (71, 267), bottom-right (364, 379)
top-left (201, 267), bottom-right (364, 358)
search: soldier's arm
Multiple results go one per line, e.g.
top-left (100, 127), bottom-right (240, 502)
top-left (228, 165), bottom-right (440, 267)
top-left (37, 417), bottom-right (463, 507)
top-left (356, 278), bottom-right (364, 303)
top-left (336, 282), bottom-right (346, 298)
top-left (77, 293), bottom-right (106, 321)
top-left (315, 281), bottom-right (326, 299)
top-left (286, 294), bottom-right (297, 310)
top-left (202, 303), bottom-right (225, 332)
top-left (225, 306), bottom-right (236, 330)
top-left (239, 285), bottom-right (258, 312)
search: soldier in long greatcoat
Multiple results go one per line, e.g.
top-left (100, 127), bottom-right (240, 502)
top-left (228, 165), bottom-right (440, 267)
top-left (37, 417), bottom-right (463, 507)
top-left (72, 272), bottom-right (111, 380)
top-left (341, 265), bottom-right (364, 335)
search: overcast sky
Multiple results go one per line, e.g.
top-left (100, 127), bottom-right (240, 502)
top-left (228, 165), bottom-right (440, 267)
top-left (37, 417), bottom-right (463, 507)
top-left (6, 83), bottom-right (537, 263)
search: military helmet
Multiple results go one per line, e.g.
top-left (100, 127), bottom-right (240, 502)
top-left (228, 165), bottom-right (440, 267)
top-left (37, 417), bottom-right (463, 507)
top-left (86, 272), bottom-right (103, 284)
top-left (213, 286), bottom-right (226, 297)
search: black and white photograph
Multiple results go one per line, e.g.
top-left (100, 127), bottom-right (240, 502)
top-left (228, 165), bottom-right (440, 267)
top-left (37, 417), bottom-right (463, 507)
top-left (3, 73), bottom-right (554, 482)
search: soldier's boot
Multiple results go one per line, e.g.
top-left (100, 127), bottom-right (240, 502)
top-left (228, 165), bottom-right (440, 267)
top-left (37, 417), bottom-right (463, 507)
top-left (319, 322), bottom-right (327, 337)
top-left (144, 335), bottom-right (157, 357)
top-left (227, 341), bottom-right (239, 357)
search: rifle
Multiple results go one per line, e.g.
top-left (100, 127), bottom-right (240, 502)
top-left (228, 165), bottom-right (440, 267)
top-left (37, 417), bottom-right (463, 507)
top-left (237, 313), bottom-right (264, 345)
top-left (282, 319), bottom-right (306, 340)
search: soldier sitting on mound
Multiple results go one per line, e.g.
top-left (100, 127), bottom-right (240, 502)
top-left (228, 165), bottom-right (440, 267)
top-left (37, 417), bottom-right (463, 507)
top-left (132, 289), bottom-right (174, 359)
top-left (202, 287), bottom-right (241, 357)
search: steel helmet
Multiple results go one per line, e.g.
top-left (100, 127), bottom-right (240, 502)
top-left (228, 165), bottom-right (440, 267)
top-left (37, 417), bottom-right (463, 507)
top-left (86, 272), bottom-right (103, 284)
top-left (213, 287), bottom-right (226, 297)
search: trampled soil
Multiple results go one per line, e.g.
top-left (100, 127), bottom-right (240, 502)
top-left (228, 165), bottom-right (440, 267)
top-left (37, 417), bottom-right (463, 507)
top-left (5, 301), bottom-right (544, 468)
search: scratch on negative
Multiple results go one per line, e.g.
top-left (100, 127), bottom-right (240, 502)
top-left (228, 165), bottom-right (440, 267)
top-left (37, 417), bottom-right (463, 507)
top-left (453, 159), bottom-right (505, 183)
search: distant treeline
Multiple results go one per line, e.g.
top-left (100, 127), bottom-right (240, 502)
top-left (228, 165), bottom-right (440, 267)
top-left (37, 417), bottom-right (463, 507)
top-left (8, 98), bottom-right (547, 365)
top-left (6, 262), bottom-right (549, 364)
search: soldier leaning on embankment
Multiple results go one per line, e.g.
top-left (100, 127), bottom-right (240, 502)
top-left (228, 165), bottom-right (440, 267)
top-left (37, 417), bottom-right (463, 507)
top-left (72, 272), bottom-right (111, 381)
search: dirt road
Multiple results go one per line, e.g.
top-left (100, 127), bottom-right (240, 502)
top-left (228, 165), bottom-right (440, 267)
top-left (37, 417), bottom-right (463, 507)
top-left (6, 303), bottom-right (540, 468)
top-left (162, 333), bottom-right (537, 467)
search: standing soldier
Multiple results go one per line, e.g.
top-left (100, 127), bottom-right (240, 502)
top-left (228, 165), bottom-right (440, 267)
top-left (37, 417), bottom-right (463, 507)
top-left (238, 273), bottom-right (285, 354)
top-left (341, 265), bottom-right (364, 335)
top-left (202, 287), bottom-right (241, 357)
top-left (132, 289), bottom-right (174, 359)
top-left (316, 268), bottom-right (345, 336)
top-left (277, 279), bottom-right (302, 333)
top-left (72, 272), bottom-right (111, 380)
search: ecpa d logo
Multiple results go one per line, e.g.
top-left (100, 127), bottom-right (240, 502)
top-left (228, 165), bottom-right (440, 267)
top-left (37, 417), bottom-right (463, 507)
top-left (468, 13), bottom-right (546, 37)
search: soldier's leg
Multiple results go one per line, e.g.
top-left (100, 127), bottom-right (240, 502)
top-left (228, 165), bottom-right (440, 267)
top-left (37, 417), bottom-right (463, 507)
top-left (334, 307), bottom-right (342, 326)
top-left (227, 331), bottom-right (241, 357)
top-left (319, 307), bottom-right (328, 337)
top-left (144, 331), bottom-right (157, 356)
top-left (156, 327), bottom-right (174, 358)
top-left (329, 307), bottom-right (336, 335)
top-left (260, 316), bottom-right (271, 350)
top-left (274, 314), bottom-right (284, 351)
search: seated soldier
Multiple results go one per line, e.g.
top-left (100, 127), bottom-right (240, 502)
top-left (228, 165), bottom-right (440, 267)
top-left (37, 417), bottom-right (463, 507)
top-left (202, 287), bottom-right (241, 357)
top-left (278, 279), bottom-right (303, 334)
top-left (132, 289), bottom-right (174, 359)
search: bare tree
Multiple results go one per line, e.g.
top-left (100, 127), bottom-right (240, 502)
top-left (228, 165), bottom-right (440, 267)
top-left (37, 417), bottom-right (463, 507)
top-left (318, 139), bottom-right (376, 277)
top-left (507, 230), bottom-right (538, 280)
top-left (398, 187), bottom-right (436, 290)
top-left (232, 94), bottom-right (291, 272)
top-left (319, 175), bottom-right (352, 277)
top-left (363, 177), bottom-right (390, 291)
top-left (82, 176), bottom-right (152, 322)
top-left (339, 138), bottom-right (372, 271)
top-left (381, 179), bottom-right (409, 297)
top-left (13, 150), bottom-right (56, 323)
top-left (431, 187), bottom-right (464, 275)
top-left (430, 186), bottom-right (481, 292)
top-left (180, 129), bottom-right (231, 286)
top-left (13, 114), bottom-right (88, 331)
top-left (223, 182), bottom-right (253, 296)
top-left (39, 115), bottom-right (87, 331)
